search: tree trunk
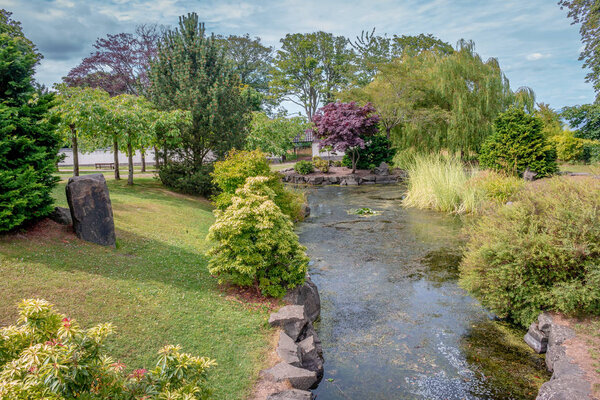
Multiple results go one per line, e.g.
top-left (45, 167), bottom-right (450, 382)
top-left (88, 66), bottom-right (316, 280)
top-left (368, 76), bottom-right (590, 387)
top-left (386, 126), bottom-right (391, 142)
top-left (113, 138), bottom-right (120, 180)
top-left (71, 125), bottom-right (79, 177)
top-left (154, 146), bottom-right (160, 168)
top-left (141, 147), bottom-right (146, 172)
top-left (351, 150), bottom-right (357, 174)
top-left (127, 142), bottom-right (134, 185)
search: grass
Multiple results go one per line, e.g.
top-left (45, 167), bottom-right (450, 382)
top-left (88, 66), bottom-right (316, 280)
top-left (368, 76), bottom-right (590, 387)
top-left (402, 154), bottom-right (524, 214)
top-left (559, 162), bottom-right (600, 175)
top-left (0, 177), bottom-right (274, 400)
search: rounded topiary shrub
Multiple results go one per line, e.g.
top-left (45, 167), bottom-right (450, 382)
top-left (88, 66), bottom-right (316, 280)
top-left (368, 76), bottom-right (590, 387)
top-left (459, 177), bottom-right (600, 327)
top-left (206, 176), bottom-right (308, 298)
top-left (479, 107), bottom-right (557, 178)
top-left (294, 160), bottom-right (314, 175)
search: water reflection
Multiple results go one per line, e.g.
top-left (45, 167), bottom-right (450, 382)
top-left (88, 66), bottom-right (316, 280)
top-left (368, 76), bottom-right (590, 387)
top-left (297, 184), bottom-right (547, 400)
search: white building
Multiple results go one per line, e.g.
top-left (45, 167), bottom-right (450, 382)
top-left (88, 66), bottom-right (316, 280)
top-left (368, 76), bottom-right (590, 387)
top-left (59, 148), bottom-right (156, 167)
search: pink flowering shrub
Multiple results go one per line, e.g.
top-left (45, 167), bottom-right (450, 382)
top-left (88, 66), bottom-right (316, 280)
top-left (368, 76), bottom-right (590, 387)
top-left (0, 299), bottom-right (216, 399)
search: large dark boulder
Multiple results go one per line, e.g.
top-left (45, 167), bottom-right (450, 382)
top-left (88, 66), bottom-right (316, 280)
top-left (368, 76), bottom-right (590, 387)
top-left (66, 174), bottom-right (116, 247)
top-left (284, 276), bottom-right (321, 323)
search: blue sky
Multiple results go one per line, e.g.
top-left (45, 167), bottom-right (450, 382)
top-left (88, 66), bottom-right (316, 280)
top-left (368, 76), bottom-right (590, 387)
top-left (2, 0), bottom-right (595, 111)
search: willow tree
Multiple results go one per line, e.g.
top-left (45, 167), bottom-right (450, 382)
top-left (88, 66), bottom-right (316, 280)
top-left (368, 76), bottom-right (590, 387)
top-left (355, 40), bottom-right (534, 156)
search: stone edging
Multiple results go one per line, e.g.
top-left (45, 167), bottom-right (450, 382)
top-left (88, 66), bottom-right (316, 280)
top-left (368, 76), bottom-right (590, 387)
top-left (261, 276), bottom-right (323, 400)
top-left (524, 313), bottom-right (594, 400)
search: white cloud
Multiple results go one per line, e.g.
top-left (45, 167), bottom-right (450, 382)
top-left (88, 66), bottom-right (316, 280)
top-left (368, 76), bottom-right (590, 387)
top-left (526, 52), bottom-right (550, 61)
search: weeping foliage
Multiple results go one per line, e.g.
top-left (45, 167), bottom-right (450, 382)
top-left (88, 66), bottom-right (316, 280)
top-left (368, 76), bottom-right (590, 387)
top-left (366, 40), bottom-right (535, 155)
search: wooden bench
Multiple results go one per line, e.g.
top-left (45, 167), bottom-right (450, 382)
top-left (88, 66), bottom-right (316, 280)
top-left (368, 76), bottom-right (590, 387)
top-left (95, 163), bottom-right (115, 170)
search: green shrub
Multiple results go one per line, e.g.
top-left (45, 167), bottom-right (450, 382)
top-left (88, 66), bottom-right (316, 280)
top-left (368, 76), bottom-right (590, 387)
top-left (466, 171), bottom-right (524, 204)
top-left (479, 107), bottom-right (558, 178)
top-left (342, 134), bottom-right (395, 170)
top-left (293, 160), bottom-right (314, 175)
top-left (582, 140), bottom-right (600, 163)
top-left (158, 162), bottom-right (215, 196)
top-left (212, 149), bottom-right (305, 221)
top-left (312, 157), bottom-right (329, 173)
top-left (460, 177), bottom-right (600, 327)
top-left (0, 299), bottom-right (216, 399)
top-left (550, 131), bottom-right (586, 162)
top-left (206, 177), bottom-right (308, 298)
top-left (0, 10), bottom-right (61, 232)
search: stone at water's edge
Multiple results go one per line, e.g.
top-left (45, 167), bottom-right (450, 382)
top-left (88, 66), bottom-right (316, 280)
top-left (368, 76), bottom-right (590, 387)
top-left (269, 305), bottom-right (307, 341)
top-left (524, 322), bottom-right (548, 354)
top-left (277, 332), bottom-right (302, 367)
top-left (261, 362), bottom-right (317, 391)
top-left (66, 174), bottom-right (116, 247)
top-left (284, 277), bottom-right (321, 323)
top-left (49, 206), bottom-right (72, 225)
top-left (267, 389), bottom-right (313, 400)
top-left (527, 313), bottom-right (594, 400)
top-left (298, 335), bottom-right (324, 379)
top-left (374, 162), bottom-right (390, 176)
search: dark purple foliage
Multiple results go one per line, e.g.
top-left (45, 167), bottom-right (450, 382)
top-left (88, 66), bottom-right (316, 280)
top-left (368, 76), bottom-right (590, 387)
top-left (63, 25), bottom-right (160, 96)
top-left (313, 101), bottom-right (380, 153)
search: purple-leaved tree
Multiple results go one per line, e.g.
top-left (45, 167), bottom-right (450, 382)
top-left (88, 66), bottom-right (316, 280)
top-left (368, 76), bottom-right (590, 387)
top-left (313, 101), bottom-right (380, 173)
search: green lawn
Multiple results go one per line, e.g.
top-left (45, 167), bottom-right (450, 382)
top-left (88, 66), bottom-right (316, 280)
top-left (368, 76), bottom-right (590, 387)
top-left (0, 177), bottom-right (274, 399)
top-left (559, 162), bottom-right (600, 174)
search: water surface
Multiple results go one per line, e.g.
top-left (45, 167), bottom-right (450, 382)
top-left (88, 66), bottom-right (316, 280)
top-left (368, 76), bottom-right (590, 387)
top-left (297, 184), bottom-right (546, 400)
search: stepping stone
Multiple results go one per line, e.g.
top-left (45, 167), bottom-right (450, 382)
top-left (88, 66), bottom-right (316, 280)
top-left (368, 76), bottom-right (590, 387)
top-left (267, 389), bottom-right (312, 400)
top-left (261, 362), bottom-right (317, 390)
top-left (269, 305), bottom-right (307, 341)
top-left (277, 331), bottom-right (302, 367)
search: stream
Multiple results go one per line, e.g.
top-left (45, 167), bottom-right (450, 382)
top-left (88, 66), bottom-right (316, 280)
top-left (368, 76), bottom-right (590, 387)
top-left (296, 184), bottom-right (548, 400)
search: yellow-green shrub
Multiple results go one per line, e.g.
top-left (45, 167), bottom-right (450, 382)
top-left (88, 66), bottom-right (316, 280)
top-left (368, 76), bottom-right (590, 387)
top-left (312, 157), bottom-right (329, 173)
top-left (460, 177), bottom-right (600, 327)
top-left (467, 171), bottom-right (524, 204)
top-left (206, 177), bottom-right (308, 298)
top-left (550, 131), bottom-right (586, 162)
top-left (212, 149), bottom-right (305, 221)
top-left (0, 299), bottom-right (216, 399)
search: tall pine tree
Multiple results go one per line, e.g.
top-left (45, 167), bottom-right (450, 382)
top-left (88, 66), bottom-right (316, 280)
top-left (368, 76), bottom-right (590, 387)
top-left (149, 12), bottom-right (251, 194)
top-left (0, 10), bottom-right (60, 232)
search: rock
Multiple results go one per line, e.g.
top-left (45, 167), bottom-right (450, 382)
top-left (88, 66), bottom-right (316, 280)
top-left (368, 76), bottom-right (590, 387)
top-left (49, 206), bottom-right (72, 225)
top-left (297, 322), bottom-right (323, 357)
top-left (268, 389), bottom-right (313, 400)
top-left (523, 168), bottom-right (537, 181)
top-left (524, 322), bottom-right (548, 353)
top-left (327, 176), bottom-right (340, 184)
top-left (66, 174), bottom-right (116, 247)
top-left (307, 176), bottom-right (323, 185)
top-left (301, 204), bottom-right (311, 219)
top-left (538, 313), bottom-right (554, 334)
top-left (277, 332), bottom-right (302, 367)
top-left (375, 176), bottom-right (395, 184)
top-left (374, 162), bottom-right (390, 176)
top-left (284, 277), bottom-right (320, 323)
top-left (298, 335), bottom-right (324, 379)
top-left (345, 175), bottom-right (361, 185)
top-left (536, 376), bottom-right (592, 400)
top-left (261, 362), bottom-right (317, 390)
top-left (269, 305), bottom-right (307, 341)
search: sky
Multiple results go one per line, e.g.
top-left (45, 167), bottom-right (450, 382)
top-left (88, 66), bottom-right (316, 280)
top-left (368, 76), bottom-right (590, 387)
top-left (2, 0), bottom-right (596, 111)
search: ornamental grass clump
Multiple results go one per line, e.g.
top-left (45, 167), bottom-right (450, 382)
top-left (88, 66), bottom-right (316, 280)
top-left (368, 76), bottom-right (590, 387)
top-left (206, 176), bottom-right (308, 298)
top-left (0, 299), bottom-right (216, 400)
top-left (460, 177), bottom-right (600, 327)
